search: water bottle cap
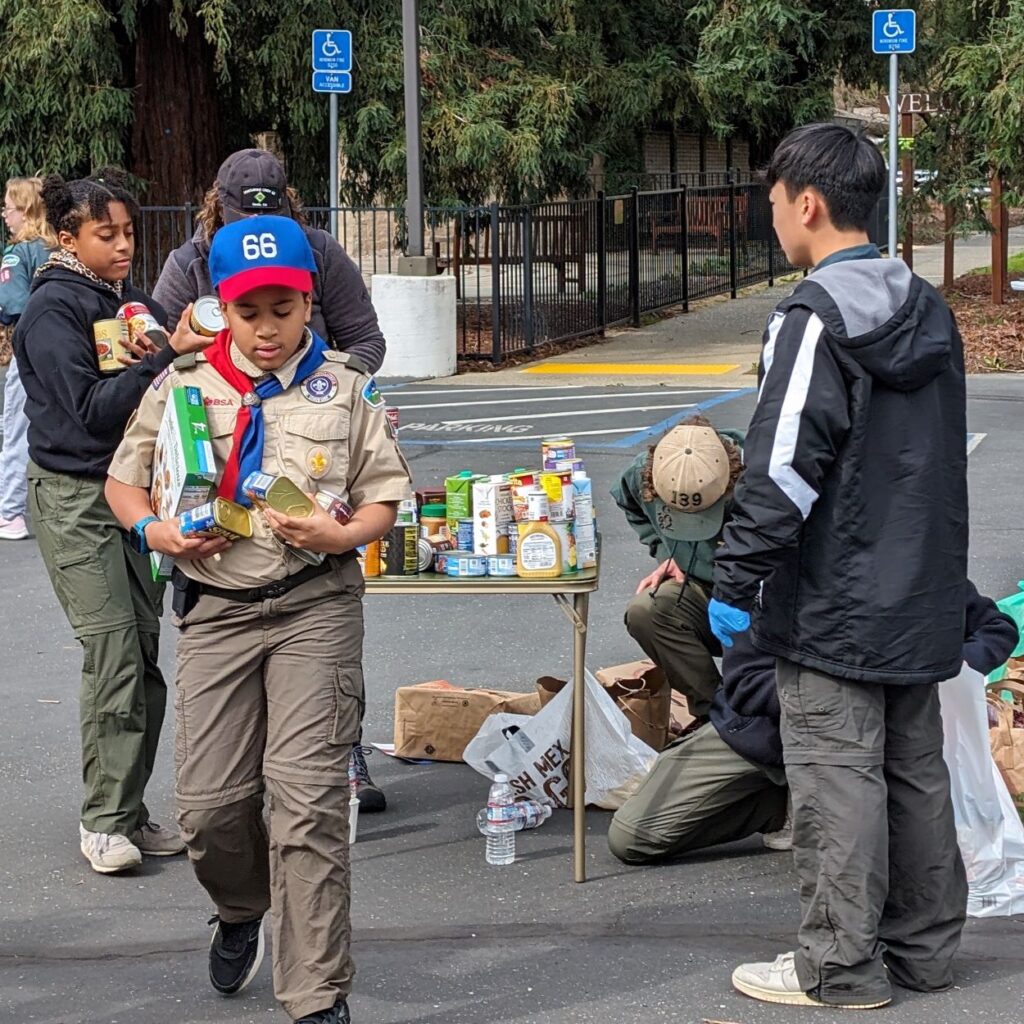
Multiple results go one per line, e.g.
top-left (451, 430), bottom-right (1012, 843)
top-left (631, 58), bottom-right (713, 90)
top-left (493, 773), bottom-right (509, 783)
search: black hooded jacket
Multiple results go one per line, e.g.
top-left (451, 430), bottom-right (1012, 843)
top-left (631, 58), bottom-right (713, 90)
top-left (711, 580), bottom-right (1018, 770)
top-left (13, 267), bottom-right (175, 478)
top-left (712, 258), bottom-right (968, 685)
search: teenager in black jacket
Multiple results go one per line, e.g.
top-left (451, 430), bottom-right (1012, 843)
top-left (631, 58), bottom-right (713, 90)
top-left (14, 173), bottom-right (212, 875)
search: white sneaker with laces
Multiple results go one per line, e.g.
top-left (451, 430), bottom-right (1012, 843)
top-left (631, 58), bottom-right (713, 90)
top-left (762, 812), bottom-right (793, 851)
top-left (0, 515), bottom-right (29, 540)
top-left (732, 952), bottom-right (891, 1009)
top-left (131, 819), bottom-right (186, 856)
top-left (79, 824), bottom-right (143, 874)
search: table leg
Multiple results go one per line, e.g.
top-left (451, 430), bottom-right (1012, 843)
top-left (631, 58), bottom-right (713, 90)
top-left (572, 591), bottom-right (590, 882)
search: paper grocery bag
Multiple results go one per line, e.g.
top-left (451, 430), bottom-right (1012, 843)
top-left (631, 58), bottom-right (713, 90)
top-left (989, 681), bottom-right (1024, 821)
top-left (537, 660), bottom-right (672, 751)
top-left (393, 681), bottom-right (541, 762)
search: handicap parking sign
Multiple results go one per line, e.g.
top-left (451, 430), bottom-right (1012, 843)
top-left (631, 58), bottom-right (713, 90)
top-left (872, 10), bottom-right (916, 54)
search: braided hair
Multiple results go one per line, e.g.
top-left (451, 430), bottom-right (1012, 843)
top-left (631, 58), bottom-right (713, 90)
top-left (40, 169), bottom-right (140, 237)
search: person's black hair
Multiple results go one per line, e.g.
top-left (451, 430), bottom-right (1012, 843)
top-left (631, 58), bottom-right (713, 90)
top-left (765, 123), bottom-right (886, 232)
top-left (40, 169), bottom-right (141, 236)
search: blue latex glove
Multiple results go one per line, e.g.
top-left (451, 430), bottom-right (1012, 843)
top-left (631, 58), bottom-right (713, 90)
top-left (708, 598), bottom-right (751, 648)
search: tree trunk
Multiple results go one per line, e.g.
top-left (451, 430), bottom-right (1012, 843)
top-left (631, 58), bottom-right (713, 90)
top-left (130, 6), bottom-right (225, 205)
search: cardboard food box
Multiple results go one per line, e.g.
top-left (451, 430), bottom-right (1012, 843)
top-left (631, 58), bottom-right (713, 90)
top-left (149, 385), bottom-right (217, 580)
top-left (471, 476), bottom-right (514, 556)
top-left (393, 681), bottom-right (542, 762)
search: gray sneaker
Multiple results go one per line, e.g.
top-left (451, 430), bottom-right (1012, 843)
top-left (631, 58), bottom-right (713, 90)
top-left (131, 819), bottom-right (186, 857)
top-left (79, 824), bottom-right (143, 874)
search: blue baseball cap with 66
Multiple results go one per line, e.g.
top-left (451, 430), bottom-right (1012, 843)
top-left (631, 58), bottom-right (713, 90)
top-left (209, 215), bottom-right (317, 302)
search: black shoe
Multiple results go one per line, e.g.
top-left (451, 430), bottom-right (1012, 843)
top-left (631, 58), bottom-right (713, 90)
top-left (350, 746), bottom-right (386, 813)
top-left (295, 998), bottom-right (351, 1023)
top-left (208, 914), bottom-right (265, 995)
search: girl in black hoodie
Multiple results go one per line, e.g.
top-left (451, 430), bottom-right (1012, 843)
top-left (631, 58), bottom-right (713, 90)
top-left (13, 173), bottom-right (212, 875)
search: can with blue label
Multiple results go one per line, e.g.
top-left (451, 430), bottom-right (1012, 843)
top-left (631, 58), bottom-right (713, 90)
top-left (179, 497), bottom-right (253, 540)
top-left (457, 518), bottom-right (475, 551)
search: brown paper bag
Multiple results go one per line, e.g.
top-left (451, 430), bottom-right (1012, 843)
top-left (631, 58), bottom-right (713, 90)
top-left (536, 660), bottom-right (672, 751)
top-left (989, 681), bottom-right (1024, 821)
top-left (393, 681), bottom-right (541, 762)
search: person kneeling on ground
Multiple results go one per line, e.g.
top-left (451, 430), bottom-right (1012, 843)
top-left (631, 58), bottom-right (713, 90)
top-left (612, 415), bottom-right (744, 722)
top-left (609, 580), bottom-right (1016, 866)
top-left (106, 215), bottom-right (413, 1024)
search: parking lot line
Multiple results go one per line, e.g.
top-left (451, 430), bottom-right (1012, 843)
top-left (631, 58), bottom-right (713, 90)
top-left (520, 362), bottom-right (741, 375)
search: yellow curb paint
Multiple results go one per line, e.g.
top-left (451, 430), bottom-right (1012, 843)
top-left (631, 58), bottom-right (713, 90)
top-left (521, 362), bottom-right (740, 376)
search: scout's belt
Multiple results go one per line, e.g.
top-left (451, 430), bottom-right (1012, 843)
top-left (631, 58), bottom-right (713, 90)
top-left (172, 558), bottom-right (333, 608)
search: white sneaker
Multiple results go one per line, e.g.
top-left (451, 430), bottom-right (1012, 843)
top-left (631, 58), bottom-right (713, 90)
top-left (732, 952), bottom-right (892, 1009)
top-left (762, 813), bottom-right (793, 851)
top-left (0, 515), bottom-right (29, 540)
top-left (79, 824), bottom-right (143, 874)
top-left (131, 819), bottom-right (186, 857)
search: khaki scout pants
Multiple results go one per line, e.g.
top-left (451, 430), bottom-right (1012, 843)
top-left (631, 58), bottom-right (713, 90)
top-left (608, 722), bottom-right (787, 863)
top-left (624, 579), bottom-right (722, 717)
top-left (174, 558), bottom-right (365, 1021)
top-left (777, 659), bottom-right (968, 1006)
top-left (28, 464), bottom-right (166, 836)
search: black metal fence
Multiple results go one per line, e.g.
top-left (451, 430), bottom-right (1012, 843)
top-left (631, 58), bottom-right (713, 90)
top-left (133, 181), bottom-right (888, 364)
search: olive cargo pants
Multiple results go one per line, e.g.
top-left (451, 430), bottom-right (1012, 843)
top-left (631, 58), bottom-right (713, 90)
top-left (28, 463), bottom-right (166, 837)
top-left (174, 559), bottom-right (365, 1021)
top-left (777, 659), bottom-right (968, 1006)
top-left (624, 579), bottom-right (722, 718)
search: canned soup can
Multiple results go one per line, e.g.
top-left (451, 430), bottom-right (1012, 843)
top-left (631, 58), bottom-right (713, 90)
top-left (93, 319), bottom-right (128, 373)
top-left (190, 295), bottom-right (225, 337)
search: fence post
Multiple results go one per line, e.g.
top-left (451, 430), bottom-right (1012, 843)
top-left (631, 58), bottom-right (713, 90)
top-left (522, 205), bottom-right (535, 352)
top-left (680, 185), bottom-right (689, 313)
top-left (490, 201), bottom-right (502, 363)
top-left (728, 172), bottom-right (738, 300)
top-left (629, 186), bottom-right (641, 328)
top-left (596, 191), bottom-right (607, 333)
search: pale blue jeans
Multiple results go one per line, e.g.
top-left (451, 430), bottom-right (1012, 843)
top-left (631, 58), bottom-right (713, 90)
top-left (0, 358), bottom-right (30, 520)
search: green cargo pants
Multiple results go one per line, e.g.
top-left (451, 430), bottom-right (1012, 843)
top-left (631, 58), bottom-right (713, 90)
top-left (28, 463), bottom-right (166, 836)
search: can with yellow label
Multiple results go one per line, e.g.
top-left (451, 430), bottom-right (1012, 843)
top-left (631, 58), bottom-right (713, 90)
top-left (93, 319), bottom-right (129, 373)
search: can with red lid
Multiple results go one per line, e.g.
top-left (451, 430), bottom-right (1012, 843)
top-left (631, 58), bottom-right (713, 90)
top-left (117, 301), bottom-right (167, 347)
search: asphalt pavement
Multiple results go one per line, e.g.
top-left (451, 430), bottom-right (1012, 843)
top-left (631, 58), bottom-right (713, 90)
top-left (2, 368), bottom-right (1024, 1024)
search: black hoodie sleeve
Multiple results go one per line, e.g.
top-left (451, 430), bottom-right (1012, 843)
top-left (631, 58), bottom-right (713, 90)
top-left (713, 305), bottom-right (851, 609)
top-left (720, 628), bottom-right (780, 719)
top-left (18, 300), bottom-right (175, 437)
top-left (963, 579), bottom-right (1019, 675)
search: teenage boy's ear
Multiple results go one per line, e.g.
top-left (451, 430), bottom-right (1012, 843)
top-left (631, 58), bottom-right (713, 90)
top-left (303, 291), bottom-right (312, 324)
top-left (800, 188), bottom-right (829, 227)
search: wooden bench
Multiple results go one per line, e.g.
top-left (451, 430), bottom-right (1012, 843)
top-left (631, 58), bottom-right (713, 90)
top-left (650, 193), bottom-right (748, 255)
top-left (450, 210), bottom-right (588, 297)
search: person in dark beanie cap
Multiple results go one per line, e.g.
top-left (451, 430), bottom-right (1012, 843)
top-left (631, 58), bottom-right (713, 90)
top-left (153, 149), bottom-right (386, 374)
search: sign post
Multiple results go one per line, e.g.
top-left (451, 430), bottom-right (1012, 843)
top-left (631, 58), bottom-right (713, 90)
top-left (311, 29), bottom-right (354, 237)
top-left (872, 9), bottom-right (916, 260)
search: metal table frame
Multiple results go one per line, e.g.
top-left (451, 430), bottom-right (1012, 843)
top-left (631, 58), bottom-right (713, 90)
top-left (365, 565), bottom-right (600, 882)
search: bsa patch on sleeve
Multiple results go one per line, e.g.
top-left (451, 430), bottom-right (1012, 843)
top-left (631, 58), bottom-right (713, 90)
top-left (361, 377), bottom-right (385, 410)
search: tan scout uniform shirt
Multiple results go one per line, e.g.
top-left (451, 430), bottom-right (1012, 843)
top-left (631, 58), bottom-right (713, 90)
top-left (109, 336), bottom-right (413, 589)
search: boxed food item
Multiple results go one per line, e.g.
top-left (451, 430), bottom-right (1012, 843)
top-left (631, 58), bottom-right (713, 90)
top-left (393, 681), bottom-right (542, 762)
top-left (149, 386), bottom-right (217, 580)
top-left (445, 471), bottom-right (485, 533)
top-left (472, 475), bottom-right (514, 555)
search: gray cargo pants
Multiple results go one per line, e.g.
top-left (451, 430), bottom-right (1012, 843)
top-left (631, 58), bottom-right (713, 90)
top-left (778, 658), bottom-right (967, 1006)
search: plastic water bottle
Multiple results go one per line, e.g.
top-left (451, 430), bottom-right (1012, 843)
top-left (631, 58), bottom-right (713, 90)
top-left (484, 774), bottom-right (517, 865)
top-left (476, 799), bottom-right (552, 834)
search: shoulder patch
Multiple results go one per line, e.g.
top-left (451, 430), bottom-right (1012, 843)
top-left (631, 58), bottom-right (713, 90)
top-left (361, 376), bottom-right (385, 410)
top-left (151, 366), bottom-right (172, 391)
top-left (323, 350), bottom-right (371, 376)
top-left (1, 253), bottom-right (19, 269)
top-left (172, 352), bottom-right (198, 370)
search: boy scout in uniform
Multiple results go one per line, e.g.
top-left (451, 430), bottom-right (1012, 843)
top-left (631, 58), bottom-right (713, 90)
top-left (106, 215), bottom-right (411, 1024)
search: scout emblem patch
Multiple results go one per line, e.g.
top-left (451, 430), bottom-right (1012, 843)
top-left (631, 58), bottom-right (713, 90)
top-left (1, 252), bottom-right (20, 269)
top-left (301, 371), bottom-right (338, 404)
top-left (362, 377), bottom-right (385, 410)
top-left (306, 445), bottom-right (332, 479)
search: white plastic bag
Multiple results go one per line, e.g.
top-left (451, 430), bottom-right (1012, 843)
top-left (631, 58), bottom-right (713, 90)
top-left (463, 669), bottom-right (657, 810)
top-left (939, 664), bottom-right (1024, 916)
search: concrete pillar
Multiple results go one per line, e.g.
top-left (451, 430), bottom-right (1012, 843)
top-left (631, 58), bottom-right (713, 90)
top-left (372, 273), bottom-right (457, 379)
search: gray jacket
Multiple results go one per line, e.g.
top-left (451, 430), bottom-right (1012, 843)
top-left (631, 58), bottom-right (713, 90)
top-left (152, 224), bottom-right (386, 372)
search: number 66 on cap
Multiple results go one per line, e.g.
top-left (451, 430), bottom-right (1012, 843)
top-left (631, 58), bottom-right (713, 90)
top-left (209, 214), bottom-right (318, 302)
top-left (651, 424), bottom-right (732, 542)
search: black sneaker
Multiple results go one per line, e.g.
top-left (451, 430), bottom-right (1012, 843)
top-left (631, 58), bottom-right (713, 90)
top-left (350, 746), bottom-right (386, 813)
top-left (208, 914), bottom-right (265, 995)
top-left (295, 998), bottom-right (351, 1023)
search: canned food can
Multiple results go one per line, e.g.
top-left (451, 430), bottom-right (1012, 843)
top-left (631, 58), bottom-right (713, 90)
top-left (487, 554), bottom-right (517, 577)
top-left (315, 490), bottom-right (354, 524)
top-left (93, 319), bottom-right (128, 373)
top-left (385, 406), bottom-right (400, 432)
top-left (242, 472), bottom-right (315, 518)
top-left (434, 549), bottom-right (453, 575)
top-left (446, 552), bottom-right (488, 577)
top-left (416, 537), bottom-right (435, 573)
top-left (380, 524), bottom-right (419, 576)
top-left (396, 498), bottom-right (418, 526)
top-left (117, 301), bottom-right (167, 347)
top-left (542, 437), bottom-right (576, 470)
top-left (456, 517), bottom-right (475, 551)
top-left (526, 486), bottom-right (550, 521)
top-left (179, 497), bottom-right (253, 540)
top-left (190, 295), bottom-right (225, 337)
top-left (359, 540), bottom-right (381, 577)
top-left (505, 524), bottom-right (519, 556)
